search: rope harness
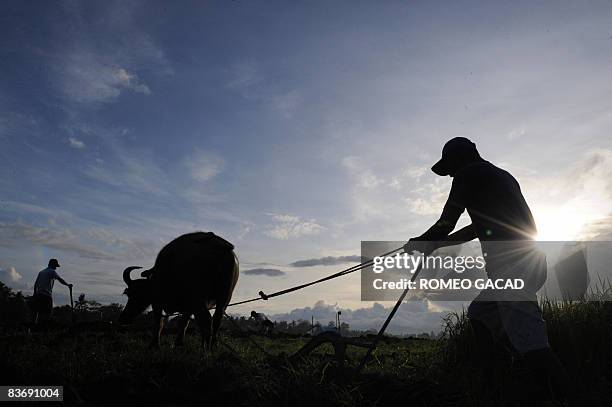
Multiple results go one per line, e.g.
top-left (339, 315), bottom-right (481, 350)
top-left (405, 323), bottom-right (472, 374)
top-left (227, 246), bottom-right (404, 307)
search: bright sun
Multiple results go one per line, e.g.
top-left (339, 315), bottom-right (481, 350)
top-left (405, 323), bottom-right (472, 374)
top-left (533, 206), bottom-right (592, 241)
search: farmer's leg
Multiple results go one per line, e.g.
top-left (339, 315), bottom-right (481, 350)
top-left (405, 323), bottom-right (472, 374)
top-left (524, 347), bottom-right (573, 403)
top-left (467, 300), bottom-right (512, 391)
top-left (35, 295), bottom-right (53, 327)
top-left (467, 301), bottom-right (497, 365)
top-left (498, 301), bottom-right (573, 403)
top-left (31, 295), bottom-right (41, 325)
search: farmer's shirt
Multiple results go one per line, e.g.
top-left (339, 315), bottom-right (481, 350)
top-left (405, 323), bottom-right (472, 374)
top-left (253, 312), bottom-right (270, 322)
top-left (418, 160), bottom-right (537, 243)
top-left (418, 160), bottom-right (547, 296)
top-left (34, 267), bottom-right (60, 297)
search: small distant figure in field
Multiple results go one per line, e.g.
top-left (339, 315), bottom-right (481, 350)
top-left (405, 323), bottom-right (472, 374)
top-left (32, 259), bottom-right (72, 324)
top-left (250, 310), bottom-right (274, 334)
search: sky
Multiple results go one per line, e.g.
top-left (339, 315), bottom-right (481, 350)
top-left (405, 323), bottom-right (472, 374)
top-left (2, 0), bottom-right (612, 334)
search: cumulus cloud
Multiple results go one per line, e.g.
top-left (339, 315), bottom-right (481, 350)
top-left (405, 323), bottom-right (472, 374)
top-left (406, 197), bottom-right (442, 216)
top-left (184, 150), bottom-right (225, 182)
top-left (290, 255), bottom-right (362, 267)
top-left (68, 137), bottom-right (86, 149)
top-left (0, 267), bottom-right (22, 283)
top-left (269, 299), bottom-right (448, 335)
top-left (242, 268), bottom-right (286, 277)
top-left (264, 213), bottom-right (325, 240)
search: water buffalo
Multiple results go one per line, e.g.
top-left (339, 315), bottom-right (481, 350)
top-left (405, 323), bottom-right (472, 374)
top-left (119, 232), bottom-right (239, 349)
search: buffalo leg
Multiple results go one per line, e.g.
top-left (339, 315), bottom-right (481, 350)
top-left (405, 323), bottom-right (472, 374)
top-left (195, 309), bottom-right (213, 350)
top-left (174, 314), bottom-right (191, 348)
top-left (151, 307), bottom-right (165, 348)
top-left (211, 306), bottom-right (226, 349)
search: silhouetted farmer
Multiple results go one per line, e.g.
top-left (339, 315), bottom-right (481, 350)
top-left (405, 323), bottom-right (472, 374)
top-left (404, 138), bottom-right (571, 401)
top-left (32, 259), bottom-right (72, 324)
top-left (250, 310), bottom-right (274, 334)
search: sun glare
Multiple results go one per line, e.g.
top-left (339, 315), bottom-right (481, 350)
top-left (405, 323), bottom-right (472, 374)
top-left (533, 206), bottom-right (591, 241)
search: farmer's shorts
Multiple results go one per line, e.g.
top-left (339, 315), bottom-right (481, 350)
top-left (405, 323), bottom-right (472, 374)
top-left (32, 294), bottom-right (53, 317)
top-left (467, 243), bottom-right (550, 353)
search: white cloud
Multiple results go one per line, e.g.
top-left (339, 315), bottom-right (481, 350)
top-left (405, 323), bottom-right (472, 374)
top-left (269, 299), bottom-right (448, 335)
top-left (342, 156), bottom-right (383, 189)
top-left (238, 225), bottom-right (251, 240)
top-left (405, 166), bottom-right (428, 179)
top-left (406, 197), bottom-right (441, 215)
top-left (49, 1), bottom-right (171, 105)
top-left (341, 154), bottom-right (451, 225)
top-left (522, 148), bottom-right (612, 240)
top-left (114, 68), bottom-right (151, 94)
top-left (68, 137), bottom-right (86, 149)
top-left (59, 51), bottom-right (152, 104)
top-left (184, 150), bottom-right (225, 182)
top-left (0, 267), bottom-right (22, 283)
top-left (265, 213), bottom-right (325, 240)
top-left (507, 128), bottom-right (526, 140)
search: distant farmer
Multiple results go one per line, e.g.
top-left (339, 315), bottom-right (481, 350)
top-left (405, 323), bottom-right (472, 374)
top-left (404, 138), bottom-right (571, 400)
top-left (250, 310), bottom-right (274, 334)
top-left (32, 259), bottom-right (72, 324)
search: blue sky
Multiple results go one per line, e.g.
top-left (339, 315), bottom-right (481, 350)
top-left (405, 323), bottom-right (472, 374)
top-left (2, 1), bottom-right (612, 334)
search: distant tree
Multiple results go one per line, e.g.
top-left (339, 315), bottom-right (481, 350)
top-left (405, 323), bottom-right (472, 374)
top-left (0, 281), bottom-right (30, 325)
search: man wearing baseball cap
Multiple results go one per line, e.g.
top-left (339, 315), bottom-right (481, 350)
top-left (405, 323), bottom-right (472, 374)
top-left (404, 137), bottom-right (572, 402)
top-left (32, 258), bottom-right (72, 324)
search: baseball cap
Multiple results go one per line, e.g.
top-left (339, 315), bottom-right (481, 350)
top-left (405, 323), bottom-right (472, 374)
top-left (431, 137), bottom-right (478, 176)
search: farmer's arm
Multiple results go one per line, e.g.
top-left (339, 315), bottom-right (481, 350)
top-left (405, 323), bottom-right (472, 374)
top-left (54, 272), bottom-right (72, 287)
top-left (434, 224), bottom-right (477, 249)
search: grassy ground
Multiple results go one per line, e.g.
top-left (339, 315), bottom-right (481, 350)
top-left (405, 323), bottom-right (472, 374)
top-left (1, 295), bottom-right (611, 406)
top-left (0, 327), bottom-right (449, 406)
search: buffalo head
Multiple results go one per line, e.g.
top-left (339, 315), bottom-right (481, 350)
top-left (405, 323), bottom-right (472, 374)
top-left (119, 266), bottom-right (153, 324)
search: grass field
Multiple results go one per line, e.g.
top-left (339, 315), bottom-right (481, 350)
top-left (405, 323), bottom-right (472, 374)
top-left (2, 292), bottom-right (612, 406)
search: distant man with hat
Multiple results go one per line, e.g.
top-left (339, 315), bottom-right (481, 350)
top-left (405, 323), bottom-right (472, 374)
top-left (404, 137), bottom-right (572, 402)
top-left (32, 258), bottom-right (72, 324)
